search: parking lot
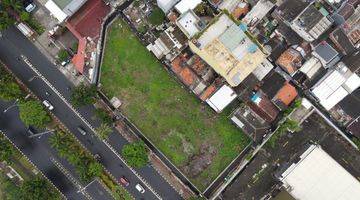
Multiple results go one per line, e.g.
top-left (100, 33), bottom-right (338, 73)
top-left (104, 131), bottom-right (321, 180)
top-left (221, 112), bottom-right (360, 199)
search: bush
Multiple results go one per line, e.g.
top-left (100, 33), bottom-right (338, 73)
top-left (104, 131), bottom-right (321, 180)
top-left (57, 49), bottom-right (69, 63)
top-left (95, 108), bottom-right (113, 125)
top-left (121, 141), bottom-right (148, 168)
top-left (0, 135), bottom-right (14, 163)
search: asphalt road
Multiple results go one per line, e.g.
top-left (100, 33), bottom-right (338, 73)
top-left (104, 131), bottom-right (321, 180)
top-left (0, 26), bottom-right (182, 200)
top-left (0, 100), bottom-right (112, 200)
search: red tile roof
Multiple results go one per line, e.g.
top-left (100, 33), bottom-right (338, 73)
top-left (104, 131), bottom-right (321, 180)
top-left (71, 38), bottom-right (87, 74)
top-left (274, 82), bottom-right (298, 106)
top-left (66, 0), bottom-right (110, 41)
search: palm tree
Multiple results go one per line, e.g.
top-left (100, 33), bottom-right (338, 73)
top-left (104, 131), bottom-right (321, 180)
top-left (96, 123), bottom-right (112, 140)
top-left (0, 11), bottom-right (14, 30)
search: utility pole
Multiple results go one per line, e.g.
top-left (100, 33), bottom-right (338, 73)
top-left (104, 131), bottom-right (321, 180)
top-left (3, 99), bottom-right (19, 113)
top-left (28, 129), bottom-right (55, 138)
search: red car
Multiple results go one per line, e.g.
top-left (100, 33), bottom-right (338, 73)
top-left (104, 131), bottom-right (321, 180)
top-left (119, 176), bottom-right (129, 187)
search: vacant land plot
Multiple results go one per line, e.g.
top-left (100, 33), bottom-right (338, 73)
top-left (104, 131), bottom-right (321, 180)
top-left (101, 18), bottom-right (250, 190)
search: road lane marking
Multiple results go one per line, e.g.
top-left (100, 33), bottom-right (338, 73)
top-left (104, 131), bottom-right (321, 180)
top-left (20, 55), bottom-right (162, 200)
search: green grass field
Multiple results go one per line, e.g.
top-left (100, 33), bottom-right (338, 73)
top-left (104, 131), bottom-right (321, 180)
top-left (101, 18), bottom-right (250, 190)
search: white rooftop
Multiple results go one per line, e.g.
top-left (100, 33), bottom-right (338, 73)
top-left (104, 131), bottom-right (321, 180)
top-left (312, 63), bottom-right (360, 110)
top-left (157, 0), bottom-right (179, 13)
top-left (174, 0), bottom-right (202, 14)
top-left (280, 145), bottom-right (360, 200)
top-left (176, 10), bottom-right (201, 38)
top-left (45, 0), bottom-right (68, 22)
top-left (206, 85), bottom-right (237, 113)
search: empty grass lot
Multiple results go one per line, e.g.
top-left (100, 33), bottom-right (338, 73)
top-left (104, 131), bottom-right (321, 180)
top-left (101, 18), bottom-right (250, 190)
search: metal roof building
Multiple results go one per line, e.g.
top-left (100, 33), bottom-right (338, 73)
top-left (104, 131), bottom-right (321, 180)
top-left (280, 145), bottom-right (360, 200)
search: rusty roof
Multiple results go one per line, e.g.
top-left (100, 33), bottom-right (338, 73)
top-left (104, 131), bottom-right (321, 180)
top-left (276, 48), bottom-right (303, 75)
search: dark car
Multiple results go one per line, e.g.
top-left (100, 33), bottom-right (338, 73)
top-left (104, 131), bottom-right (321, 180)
top-left (119, 176), bottom-right (129, 187)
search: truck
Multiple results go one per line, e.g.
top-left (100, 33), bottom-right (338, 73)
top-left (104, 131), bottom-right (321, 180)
top-left (16, 22), bottom-right (34, 38)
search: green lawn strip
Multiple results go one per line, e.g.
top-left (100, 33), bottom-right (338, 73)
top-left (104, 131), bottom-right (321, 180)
top-left (101, 18), bottom-right (250, 190)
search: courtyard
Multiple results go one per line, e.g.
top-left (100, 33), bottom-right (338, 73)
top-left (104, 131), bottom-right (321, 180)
top-left (100, 18), bottom-right (250, 190)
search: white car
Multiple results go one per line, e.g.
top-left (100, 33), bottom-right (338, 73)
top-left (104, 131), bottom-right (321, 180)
top-left (25, 3), bottom-right (36, 13)
top-left (135, 184), bottom-right (145, 194)
top-left (42, 100), bottom-right (54, 111)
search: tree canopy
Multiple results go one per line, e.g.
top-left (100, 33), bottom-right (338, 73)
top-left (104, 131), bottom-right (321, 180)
top-left (96, 123), bottom-right (112, 140)
top-left (20, 177), bottom-right (61, 200)
top-left (121, 141), bottom-right (148, 168)
top-left (18, 100), bottom-right (51, 128)
top-left (71, 84), bottom-right (97, 107)
top-left (0, 136), bottom-right (14, 163)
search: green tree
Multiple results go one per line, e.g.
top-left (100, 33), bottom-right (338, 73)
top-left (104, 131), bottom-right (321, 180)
top-left (2, 0), bottom-right (23, 13)
top-left (19, 11), bottom-right (30, 22)
top-left (121, 141), bottom-right (148, 168)
top-left (71, 84), bottom-right (97, 107)
top-left (95, 108), bottom-right (113, 125)
top-left (0, 136), bottom-right (14, 163)
top-left (20, 177), bottom-right (61, 200)
top-left (0, 11), bottom-right (14, 31)
top-left (96, 123), bottom-right (112, 140)
top-left (18, 100), bottom-right (51, 128)
top-left (148, 7), bottom-right (165, 26)
top-left (0, 82), bottom-right (22, 101)
top-left (88, 162), bottom-right (103, 178)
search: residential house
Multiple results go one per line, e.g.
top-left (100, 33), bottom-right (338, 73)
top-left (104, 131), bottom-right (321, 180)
top-left (273, 0), bottom-right (333, 42)
top-left (265, 37), bottom-right (288, 62)
top-left (249, 90), bottom-right (280, 123)
top-left (174, 0), bottom-right (202, 14)
top-left (205, 85), bottom-right (238, 113)
top-left (231, 105), bottom-right (270, 142)
top-left (276, 47), bottom-right (303, 76)
top-left (329, 27), bottom-right (356, 55)
top-left (176, 10), bottom-right (204, 38)
top-left (342, 6), bottom-right (360, 48)
top-left (311, 51), bottom-right (360, 110)
top-left (275, 21), bottom-right (303, 45)
top-left (147, 26), bottom-right (187, 60)
top-left (260, 70), bottom-right (298, 110)
top-left (278, 145), bottom-right (360, 200)
top-left (312, 41), bottom-right (340, 68)
top-left (273, 82), bottom-right (298, 110)
top-left (65, 0), bottom-right (110, 76)
top-left (189, 13), bottom-right (266, 87)
top-left (242, 0), bottom-right (275, 29)
top-left (332, 0), bottom-right (357, 25)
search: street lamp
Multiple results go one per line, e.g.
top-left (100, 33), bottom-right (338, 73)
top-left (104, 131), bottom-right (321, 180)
top-left (77, 178), bottom-right (97, 194)
top-left (28, 129), bottom-right (55, 138)
top-left (28, 75), bottom-right (41, 82)
top-left (3, 99), bottom-right (19, 113)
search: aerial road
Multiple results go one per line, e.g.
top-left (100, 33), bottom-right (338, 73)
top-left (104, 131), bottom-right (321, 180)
top-left (0, 26), bottom-right (182, 200)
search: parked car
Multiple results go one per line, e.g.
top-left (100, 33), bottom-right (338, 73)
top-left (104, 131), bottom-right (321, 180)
top-left (119, 176), bottom-right (129, 187)
top-left (42, 100), bottom-right (54, 110)
top-left (25, 3), bottom-right (36, 13)
top-left (135, 183), bottom-right (145, 193)
top-left (77, 126), bottom-right (87, 135)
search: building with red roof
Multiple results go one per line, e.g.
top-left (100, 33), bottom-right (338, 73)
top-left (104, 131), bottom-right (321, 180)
top-left (65, 0), bottom-right (110, 74)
